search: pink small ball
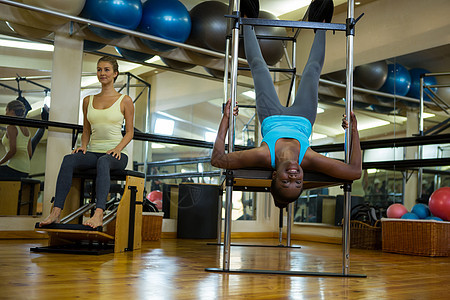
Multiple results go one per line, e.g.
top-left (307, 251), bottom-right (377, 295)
top-left (387, 203), bottom-right (408, 218)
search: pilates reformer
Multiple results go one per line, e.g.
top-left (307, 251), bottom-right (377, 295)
top-left (205, 0), bottom-right (366, 277)
top-left (31, 169), bottom-right (145, 255)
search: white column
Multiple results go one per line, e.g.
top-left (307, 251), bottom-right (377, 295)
top-left (42, 28), bottom-right (83, 218)
top-left (404, 110), bottom-right (419, 210)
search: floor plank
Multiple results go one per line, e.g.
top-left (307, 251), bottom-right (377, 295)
top-left (0, 238), bottom-right (448, 299)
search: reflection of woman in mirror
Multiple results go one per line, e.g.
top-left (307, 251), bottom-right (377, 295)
top-left (40, 56), bottom-right (135, 229)
top-left (0, 100), bottom-right (32, 179)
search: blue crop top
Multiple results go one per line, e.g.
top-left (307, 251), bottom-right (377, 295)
top-left (261, 115), bottom-right (312, 168)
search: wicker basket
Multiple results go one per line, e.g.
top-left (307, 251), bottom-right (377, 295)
top-left (382, 218), bottom-right (450, 257)
top-left (350, 220), bottom-right (382, 250)
top-left (142, 212), bottom-right (164, 241)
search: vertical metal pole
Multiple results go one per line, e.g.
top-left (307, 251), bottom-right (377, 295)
top-left (418, 76), bottom-right (424, 197)
top-left (278, 208), bottom-right (283, 245)
top-left (291, 40), bottom-right (297, 105)
top-left (216, 37), bottom-right (231, 246)
top-left (343, 0), bottom-right (355, 276)
top-left (223, 0), bottom-right (240, 271)
top-left (143, 86), bottom-right (150, 184)
top-left (287, 203), bottom-right (292, 247)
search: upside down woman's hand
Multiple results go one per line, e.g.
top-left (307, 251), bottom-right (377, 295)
top-left (342, 112), bottom-right (357, 131)
top-left (224, 99), bottom-right (239, 119)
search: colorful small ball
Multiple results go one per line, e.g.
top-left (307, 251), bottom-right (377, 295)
top-left (411, 203), bottom-right (430, 219)
top-left (401, 212), bottom-right (419, 220)
top-left (386, 203), bottom-right (408, 218)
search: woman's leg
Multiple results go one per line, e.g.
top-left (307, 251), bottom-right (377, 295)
top-left (84, 154), bottom-right (128, 228)
top-left (286, 30), bottom-right (326, 126)
top-left (0, 165), bottom-right (28, 179)
top-left (94, 154), bottom-right (128, 210)
top-left (243, 25), bottom-right (284, 122)
top-left (52, 152), bottom-right (99, 210)
top-left (40, 152), bottom-right (99, 226)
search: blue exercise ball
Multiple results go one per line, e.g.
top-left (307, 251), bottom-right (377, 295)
top-left (115, 47), bottom-right (154, 63)
top-left (425, 216), bottom-right (443, 221)
top-left (83, 40), bottom-right (106, 51)
top-left (379, 63), bottom-right (411, 96)
top-left (139, 0), bottom-right (191, 52)
top-left (82, 0), bottom-right (143, 40)
top-left (411, 203), bottom-right (430, 219)
top-left (407, 68), bottom-right (437, 101)
top-left (401, 212), bottom-right (419, 220)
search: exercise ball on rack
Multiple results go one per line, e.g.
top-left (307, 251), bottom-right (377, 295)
top-left (160, 57), bottom-right (196, 70)
top-left (407, 68), bottom-right (437, 101)
top-left (81, 0), bottom-right (143, 40)
top-left (5, 21), bottom-right (52, 39)
top-left (139, 0), bottom-right (191, 52)
top-left (354, 60), bottom-right (388, 90)
top-left (115, 47), bottom-right (154, 63)
top-left (379, 63), bottom-right (411, 96)
top-left (325, 70), bottom-right (346, 83)
top-left (83, 40), bottom-right (106, 52)
top-left (22, 0), bottom-right (86, 26)
top-left (187, 1), bottom-right (228, 54)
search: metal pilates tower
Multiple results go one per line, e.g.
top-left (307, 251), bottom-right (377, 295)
top-left (206, 0), bottom-right (365, 277)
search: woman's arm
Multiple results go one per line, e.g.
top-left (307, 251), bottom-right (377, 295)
top-left (0, 125), bottom-right (18, 165)
top-left (74, 97), bottom-right (91, 153)
top-left (303, 112), bottom-right (362, 180)
top-left (107, 95), bottom-right (134, 159)
top-left (211, 99), bottom-right (268, 169)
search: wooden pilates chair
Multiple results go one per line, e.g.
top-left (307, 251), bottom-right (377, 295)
top-left (32, 169), bottom-right (145, 255)
top-left (0, 178), bottom-right (41, 216)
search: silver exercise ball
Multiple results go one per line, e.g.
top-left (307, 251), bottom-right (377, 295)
top-left (187, 1), bottom-right (228, 53)
top-left (354, 60), bottom-right (388, 90)
top-left (161, 57), bottom-right (196, 71)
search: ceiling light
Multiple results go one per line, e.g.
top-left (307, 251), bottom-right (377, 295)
top-left (423, 112), bottom-right (435, 118)
top-left (312, 133), bottom-right (327, 140)
top-left (145, 56), bottom-right (161, 64)
top-left (204, 131), bottom-right (217, 142)
top-left (154, 118), bottom-right (174, 135)
top-left (367, 168), bottom-right (378, 174)
top-left (317, 107), bottom-right (324, 114)
top-left (242, 90), bottom-right (256, 99)
top-left (358, 119), bottom-right (390, 130)
top-left (0, 38), bottom-right (53, 52)
top-left (151, 143), bottom-right (165, 149)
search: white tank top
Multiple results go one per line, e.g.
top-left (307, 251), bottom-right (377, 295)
top-left (86, 94), bottom-right (127, 154)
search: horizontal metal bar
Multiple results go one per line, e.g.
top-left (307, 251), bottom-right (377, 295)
top-left (146, 171), bottom-right (220, 180)
top-left (0, 0), bottom-right (227, 59)
top-left (240, 18), bottom-right (347, 31)
top-left (205, 268), bottom-right (366, 278)
top-left (424, 72), bottom-right (450, 77)
top-left (134, 156), bottom-right (212, 167)
top-left (239, 67), bottom-right (295, 73)
top-left (320, 78), bottom-right (422, 104)
top-left (363, 158), bottom-right (450, 170)
top-left (312, 133), bottom-right (450, 153)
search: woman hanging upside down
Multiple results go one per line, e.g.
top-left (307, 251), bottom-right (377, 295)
top-left (211, 0), bottom-right (361, 208)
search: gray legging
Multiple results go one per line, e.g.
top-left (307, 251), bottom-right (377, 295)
top-left (243, 25), bottom-right (326, 125)
top-left (53, 151), bottom-right (128, 210)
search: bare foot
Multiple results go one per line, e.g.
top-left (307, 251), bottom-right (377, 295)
top-left (39, 207), bottom-right (62, 227)
top-left (83, 208), bottom-right (104, 228)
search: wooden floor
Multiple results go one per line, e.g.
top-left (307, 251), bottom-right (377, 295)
top-left (1, 238), bottom-right (449, 299)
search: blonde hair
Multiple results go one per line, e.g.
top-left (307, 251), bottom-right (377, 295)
top-left (7, 100), bottom-right (26, 117)
top-left (97, 55), bottom-right (119, 82)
